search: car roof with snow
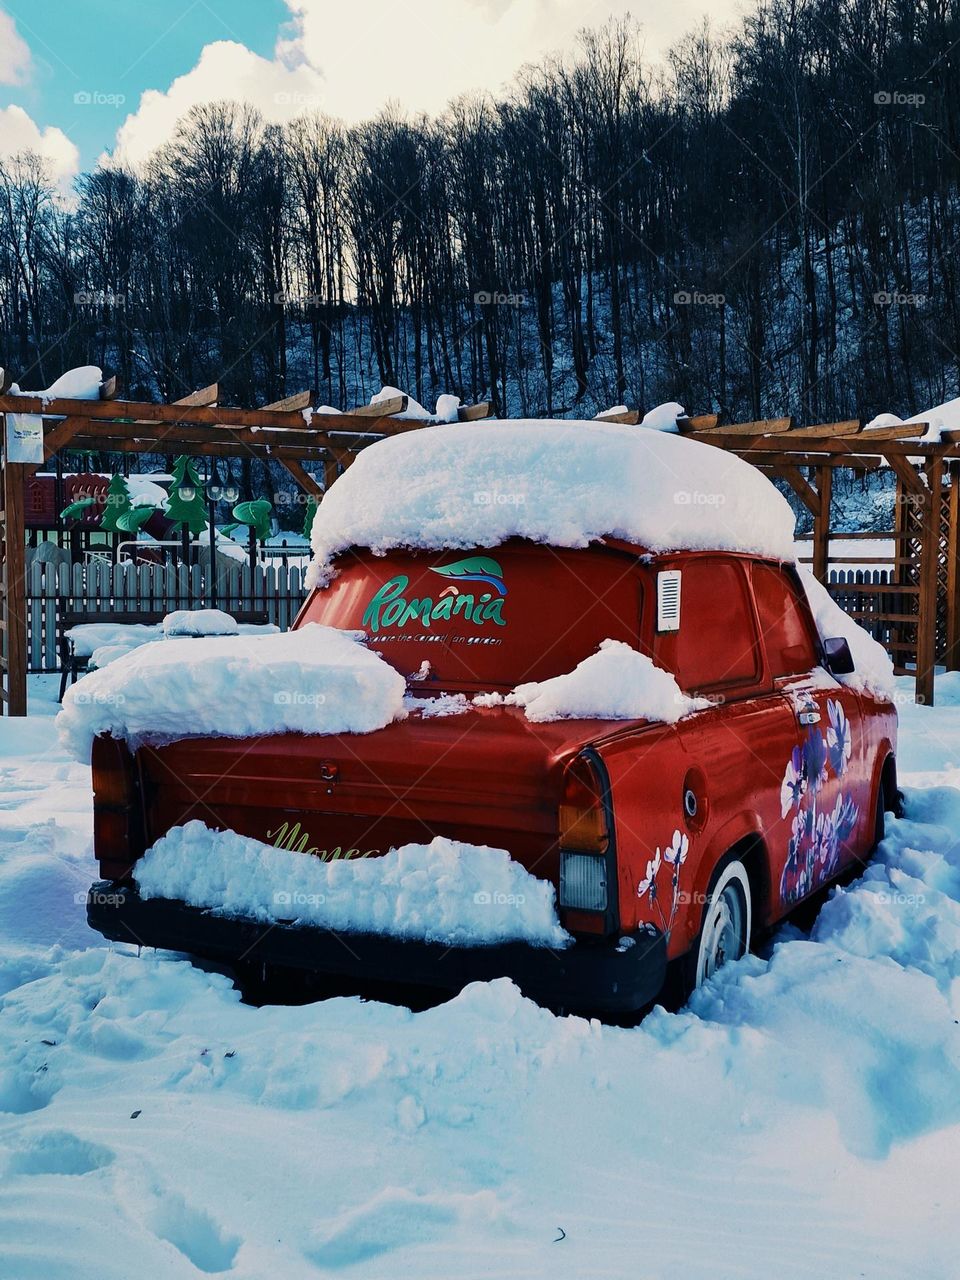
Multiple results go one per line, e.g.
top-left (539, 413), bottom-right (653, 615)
top-left (305, 419), bottom-right (797, 587)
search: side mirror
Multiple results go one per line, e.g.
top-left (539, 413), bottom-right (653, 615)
top-left (823, 636), bottom-right (855, 675)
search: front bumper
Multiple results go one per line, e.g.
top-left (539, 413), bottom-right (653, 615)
top-left (86, 882), bottom-right (668, 1013)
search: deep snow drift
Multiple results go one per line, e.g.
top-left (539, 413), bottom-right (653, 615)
top-left (306, 419), bottom-right (797, 586)
top-left (0, 675), bottom-right (958, 1278)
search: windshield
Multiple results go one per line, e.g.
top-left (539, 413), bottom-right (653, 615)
top-left (297, 542), bottom-right (645, 692)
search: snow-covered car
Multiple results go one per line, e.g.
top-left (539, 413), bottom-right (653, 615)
top-left (80, 421), bottom-right (898, 1012)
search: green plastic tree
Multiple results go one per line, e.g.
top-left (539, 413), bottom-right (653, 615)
top-left (301, 496), bottom-right (318, 540)
top-left (100, 473), bottom-right (132, 532)
top-left (164, 456), bottom-right (208, 536)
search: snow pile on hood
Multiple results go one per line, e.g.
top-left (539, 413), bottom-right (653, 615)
top-left (306, 420), bottom-right (796, 586)
top-left (135, 821), bottom-right (571, 949)
top-left (502, 640), bottom-right (709, 723)
top-left (799, 568), bottom-right (896, 701)
top-left (162, 608), bottom-right (239, 638)
top-left (57, 623), bottom-right (406, 760)
top-left (866, 395), bottom-right (960, 442)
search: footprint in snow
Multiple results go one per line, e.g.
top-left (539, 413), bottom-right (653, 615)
top-left (7, 1130), bottom-right (114, 1176)
top-left (305, 1189), bottom-right (460, 1269)
top-left (148, 1191), bottom-right (241, 1274)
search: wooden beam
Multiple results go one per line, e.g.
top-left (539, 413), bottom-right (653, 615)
top-left (786, 419), bottom-right (862, 439)
top-left (0, 395), bottom-right (348, 432)
top-left (775, 464), bottom-right (822, 517)
top-left (261, 390), bottom-right (315, 412)
top-left (677, 413), bottom-right (719, 432)
top-left (858, 423), bottom-right (929, 442)
top-left (346, 396), bottom-right (407, 417)
top-left (812, 465), bottom-right (832, 584)
top-left (172, 383), bottom-right (219, 408)
top-left (695, 416), bottom-right (793, 436)
top-left (688, 426), bottom-right (934, 453)
top-left (1, 459), bottom-right (27, 715)
top-left (945, 469), bottom-right (960, 671)
top-left (276, 457), bottom-right (323, 498)
top-left (594, 408), bottom-right (641, 425)
top-left (458, 401), bottom-right (494, 422)
top-left (884, 453), bottom-right (926, 499)
top-left (916, 455), bottom-right (944, 707)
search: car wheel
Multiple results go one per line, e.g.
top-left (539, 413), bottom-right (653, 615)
top-left (689, 859), bottom-right (752, 989)
top-left (872, 785), bottom-right (886, 850)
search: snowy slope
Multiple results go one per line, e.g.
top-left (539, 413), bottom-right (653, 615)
top-left (0, 675), bottom-right (958, 1278)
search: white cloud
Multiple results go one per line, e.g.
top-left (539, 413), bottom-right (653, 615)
top-left (111, 39), bottom-right (327, 167)
top-left (0, 104), bottom-right (79, 188)
top-left (0, 8), bottom-right (31, 86)
top-left (110, 0), bottom-right (737, 166)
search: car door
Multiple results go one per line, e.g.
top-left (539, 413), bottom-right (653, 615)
top-left (750, 561), bottom-right (867, 910)
top-left (652, 553), bottom-right (802, 943)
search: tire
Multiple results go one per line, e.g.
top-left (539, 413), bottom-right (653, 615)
top-left (685, 859), bottom-right (752, 992)
top-left (872, 785), bottom-right (886, 851)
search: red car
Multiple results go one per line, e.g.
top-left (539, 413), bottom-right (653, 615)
top-left (87, 538), bottom-right (897, 1012)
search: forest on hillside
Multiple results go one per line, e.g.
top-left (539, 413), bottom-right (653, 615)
top-left (1, 0), bottom-right (959, 425)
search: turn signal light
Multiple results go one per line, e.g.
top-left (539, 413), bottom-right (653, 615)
top-left (558, 756), bottom-right (609, 854)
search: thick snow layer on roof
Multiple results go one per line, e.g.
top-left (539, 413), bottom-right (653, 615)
top-left (307, 419), bottom-right (796, 586)
top-left (135, 821), bottom-right (570, 949)
top-left (505, 640), bottom-right (709, 723)
top-left (57, 623), bottom-right (405, 760)
top-left (799, 569), bottom-right (896, 701)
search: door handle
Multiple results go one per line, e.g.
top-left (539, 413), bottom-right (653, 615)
top-left (799, 710), bottom-right (821, 725)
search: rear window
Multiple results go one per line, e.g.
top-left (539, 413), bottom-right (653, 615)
top-left (299, 543), bottom-right (643, 691)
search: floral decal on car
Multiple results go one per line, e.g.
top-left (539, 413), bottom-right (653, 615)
top-left (637, 827), bottom-right (689, 934)
top-left (779, 698), bottom-right (859, 906)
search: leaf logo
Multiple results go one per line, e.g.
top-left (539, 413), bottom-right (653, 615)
top-left (429, 555), bottom-right (508, 596)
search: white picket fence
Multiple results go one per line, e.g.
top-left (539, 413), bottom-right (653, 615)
top-left (27, 560), bottom-right (308, 672)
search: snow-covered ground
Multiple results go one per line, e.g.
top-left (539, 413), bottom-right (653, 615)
top-left (1, 674), bottom-right (959, 1278)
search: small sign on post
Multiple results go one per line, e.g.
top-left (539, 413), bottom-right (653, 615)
top-left (5, 413), bottom-right (44, 464)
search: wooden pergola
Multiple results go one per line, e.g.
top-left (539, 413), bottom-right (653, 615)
top-left (0, 384), bottom-right (491, 715)
top-left (679, 415), bottom-right (960, 707)
top-left (1, 391), bottom-right (957, 713)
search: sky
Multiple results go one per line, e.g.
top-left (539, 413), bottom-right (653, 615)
top-left (0, 0), bottom-right (740, 190)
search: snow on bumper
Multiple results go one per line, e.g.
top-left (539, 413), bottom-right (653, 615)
top-left (85, 884), bottom-right (668, 1014)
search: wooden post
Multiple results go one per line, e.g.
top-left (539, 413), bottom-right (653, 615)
top-left (2, 455), bottom-right (28, 715)
top-left (812, 465), bottom-right (832, 584)
top-left (916, 457), bottom-right (943, 707)
top-left (946, 465), bottom-right (960, 671)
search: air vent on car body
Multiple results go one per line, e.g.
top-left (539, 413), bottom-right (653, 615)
top-left (657, 569), bottom-right (682, 632)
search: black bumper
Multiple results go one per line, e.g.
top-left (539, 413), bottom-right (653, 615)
top-left (86, 882), bottom-right (668, 1014)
